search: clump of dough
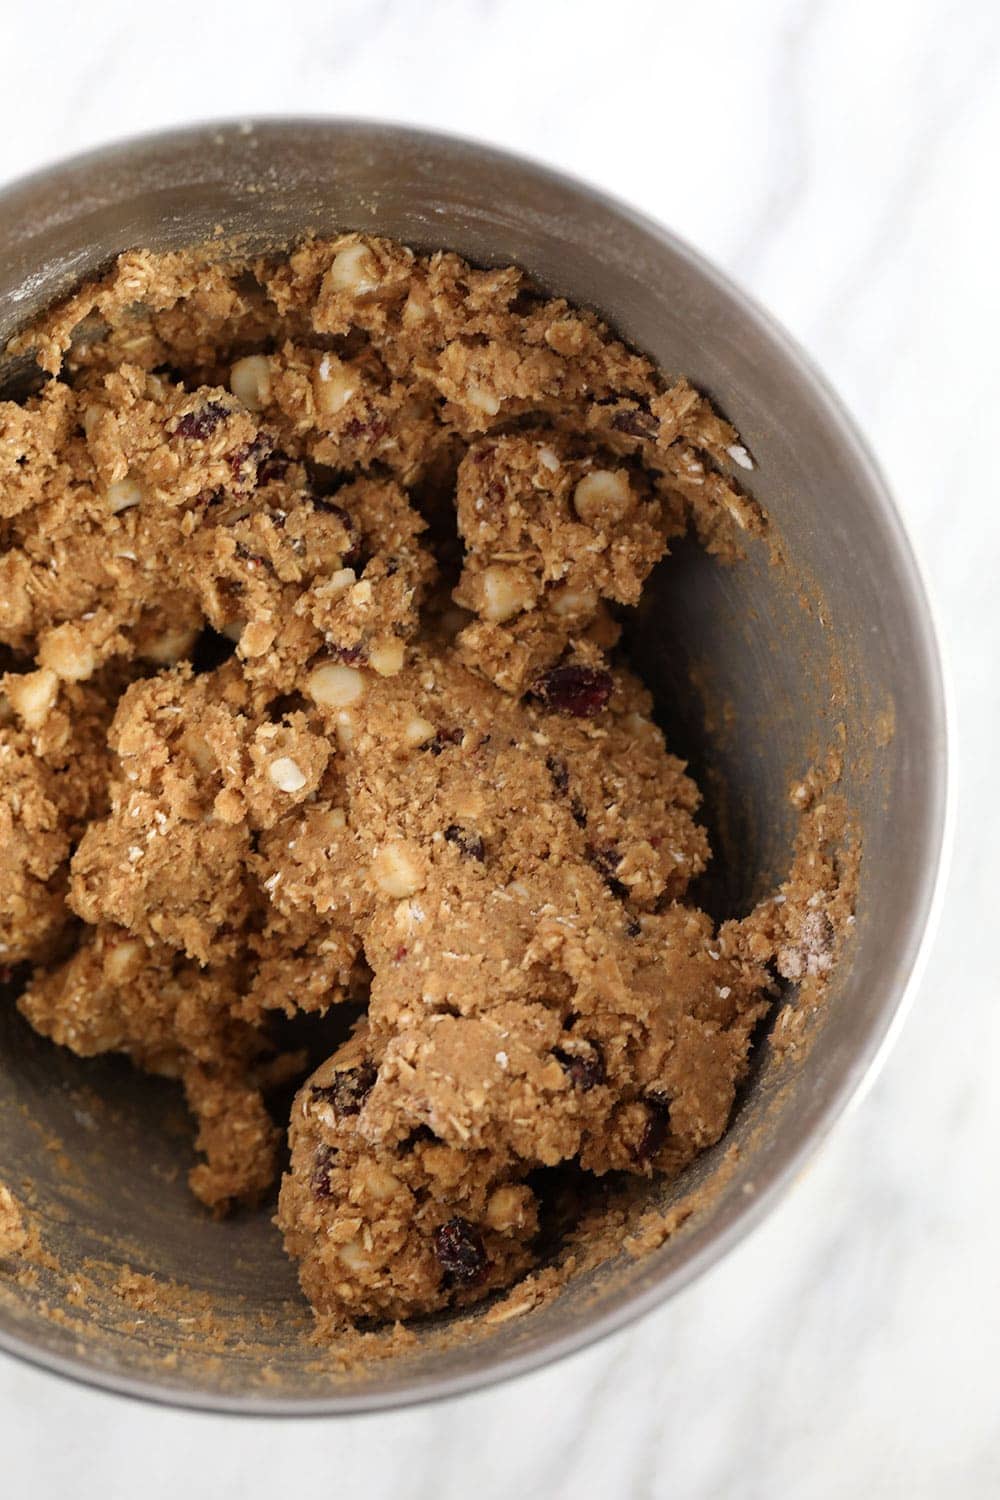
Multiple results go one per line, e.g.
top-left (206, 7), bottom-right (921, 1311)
top-left (0, 236), bottom-right (840, 1323)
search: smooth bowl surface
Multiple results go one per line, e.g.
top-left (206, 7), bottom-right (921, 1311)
top-left (0, 120), bottom-right (949, 1414)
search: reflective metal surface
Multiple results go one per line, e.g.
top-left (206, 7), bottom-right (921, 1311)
top-left (0, 120), bottom-right (949, 1414)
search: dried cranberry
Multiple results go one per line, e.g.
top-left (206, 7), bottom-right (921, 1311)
top-left (636, 1093), bottom-right (672, 1163)
top-left (533, 665), bottom-right (613, 718)
top-left (311, 1145), bottom-right (335, 1199)
top-left (310, 497), bottom-right (352, 526)
top-left (444, 824), bottom-right (485, 861)
top-left (587, 843), bottom-right (628, 900)
top-left (433, 1218), bottom-right (489, 1286)
top-left (343, 413), bottom-right (387, 442)
top-left (545, 753), bottom-right (569, 795)
top-left (234, 541), bottom-right (268, 568)
top-left (554, 1043), bottom-right (605, 1092)
top-left (258, 450), bottom-right (290, 483)
top-left (311, 1064), bottom-right (377, 1117)
top-left (174, 401), bottom-right (229, 440)
top-left (423, 727), bottom-right (463, 756)
top-left (546, 753), bottom-right (590, 826)
top-left (610, 405), bottom-right (659, 439)
top-left (587, 844), bottom-right (620, 879)
top-left (228, 433), bottom-right (274, 486)
top-left (330, 643), bottom-right (365, 665)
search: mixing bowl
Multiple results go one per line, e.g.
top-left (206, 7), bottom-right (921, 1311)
top-left (0, 119), bottom-right (949, 1413)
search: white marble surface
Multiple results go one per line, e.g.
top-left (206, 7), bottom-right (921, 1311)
top-left (2, 0), bottom-right (998, 1493)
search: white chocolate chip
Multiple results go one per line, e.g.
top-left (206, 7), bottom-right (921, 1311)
top-left (727, 443), bottom-right (754, 471)
top-left (403, 715), bottom-right (436, 748)
top-left (139, 621), bottom-right (201, 665)
top-left (362, 1164), bottom-right (402, 1202)
top-left (337, 1238), bottom-right (373, 1272)
top-left (538, 445), bottom-right (561, 472)
top-left (723, 493), bottom-right (749, 530)
top-left (486, 1185), bottom-right (532, 1232)
top-left (268, 756), bottom-right (307, 793)
top-left (306, 661), bottom-right (366, 709)
top-left (315, 355), bottom-right (358, 415)
top-left (315, 806), bottom-right (347, 837)
top-left (5, 668), bottom-right (59, 729)
top-left (229, 354), bottom-right (271, 411)
top-left (103, 938), bottom-right (145, 984)
top-left (335, 710), bottom-right (356, 749)
top-left (328, 243), bottom-right (381, 295)
top-left (37, 627), bottom-right (95, 682)
top-left (106, 475), bottom-right (143, 514)
top-left (313, 567), bottom-right (357, 603)
top-left (367, 638), bottom-right (405, 677)
top-left (573, 469), bottom-right (633, 526)
top-left (180, 731), bottom-right (215, 775)
top-left (239, 619), bottom-right (276, 658)
top-left (550, 586), bottom-right (598, 618)
top-left (480, 565), bottom-right (534, 623)
top-left (402, 288), bottom-right (429, 325)
top-left (467, 383), bottom-right (501, 416)
top-left (371, 841), bottom-right (425, 899)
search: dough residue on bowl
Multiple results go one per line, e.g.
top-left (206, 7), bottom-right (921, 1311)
top-left (0, 1184), bottom-right (28, 1259)
top-left (0, 236), bottom-right (850, 1326)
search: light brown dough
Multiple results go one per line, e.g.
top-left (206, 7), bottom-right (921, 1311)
top-left (1, 236), bottom-right (840, 1320)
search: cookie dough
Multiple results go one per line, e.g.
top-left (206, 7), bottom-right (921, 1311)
top-left (1, 235), bottom-right (832, 1321)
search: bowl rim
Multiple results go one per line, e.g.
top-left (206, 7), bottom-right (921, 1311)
top-left (0, 115), bottom-right (954, 1418)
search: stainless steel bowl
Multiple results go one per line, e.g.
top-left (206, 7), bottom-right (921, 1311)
top-left (0, 119), bottom-right (949, 1414)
